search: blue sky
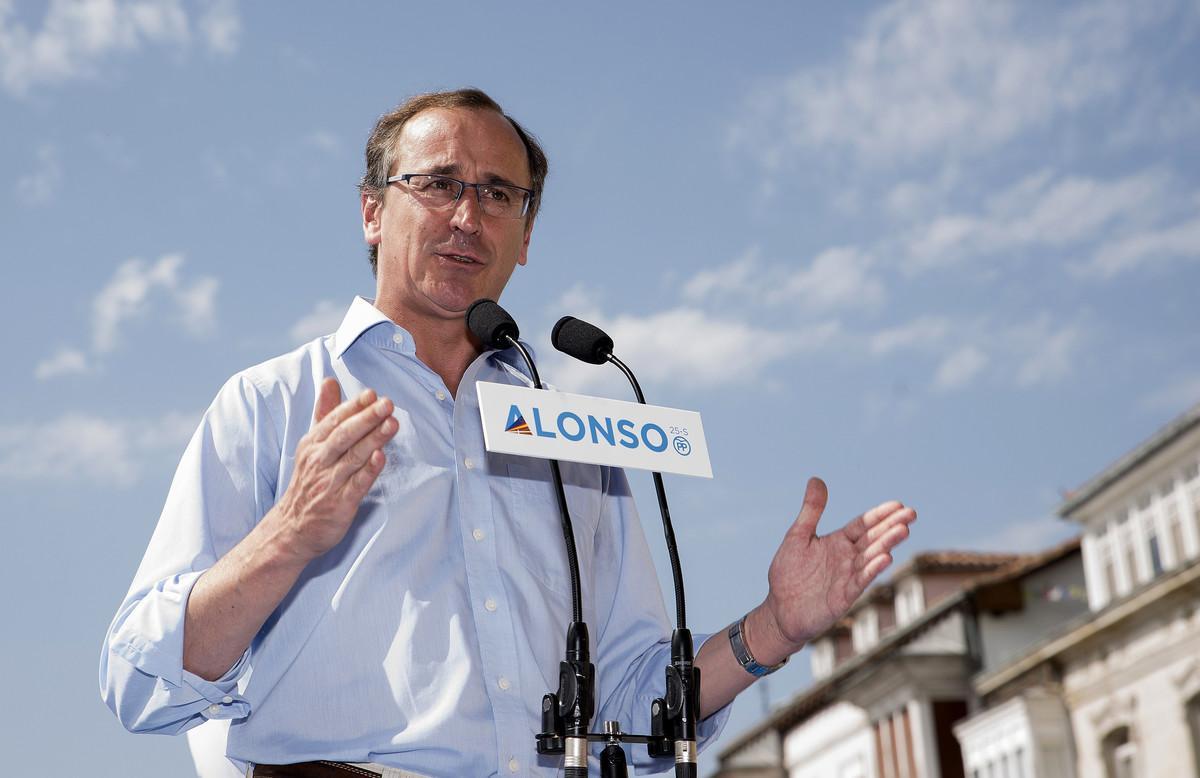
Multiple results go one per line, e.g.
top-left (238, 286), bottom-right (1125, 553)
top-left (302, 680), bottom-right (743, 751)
top-left (2, 1), bottom-right (1199, 775)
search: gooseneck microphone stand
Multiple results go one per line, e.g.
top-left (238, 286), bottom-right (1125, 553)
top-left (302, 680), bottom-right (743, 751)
top-left (552, 315), bottom-right (701, 778)
top-left (466, 300), bottom-right (593, 778)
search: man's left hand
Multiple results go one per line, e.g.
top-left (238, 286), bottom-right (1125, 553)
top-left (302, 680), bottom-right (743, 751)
top-left (747, 477), bottom-right (917, 664)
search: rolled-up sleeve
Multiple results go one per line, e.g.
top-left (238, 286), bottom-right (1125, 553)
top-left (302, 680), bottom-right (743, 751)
top-left (100, 375), bottom-right (279, 734)
top-left (590, 468), bottom-right (732, 774)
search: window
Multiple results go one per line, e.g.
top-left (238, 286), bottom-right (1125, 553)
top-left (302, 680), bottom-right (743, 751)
top-left (1192, 483), bottom-right (1200, 545)
top-left (1188, 694), bottom-right (1200, 776)
top-left (1102, 726), bottom-right (1135, 778)
top-left (1148, 531), bottom-right (1164, 577)
top-left (1122, 528), bottom-right (1140, 587)
top-left (1098, 532), bottom-right (1118, 604)
top-left (1167, 499), bottom-right (1186, 566)
top-left (852, 608), bottom-right (879, 652)
top-left (811, 638), bottom-right (835, 679)
top-left (896, 578), bottom-right (924, 626)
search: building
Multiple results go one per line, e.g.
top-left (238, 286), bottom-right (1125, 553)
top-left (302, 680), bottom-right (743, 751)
top-left (957, 402), bottom-right (1200, 778)
top-left (714, 546), bottom-right (1086, 778)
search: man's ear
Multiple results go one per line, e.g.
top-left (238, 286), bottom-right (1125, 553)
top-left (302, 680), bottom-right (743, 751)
top-left (362, 192), bottom-right (382, 247)
top-left (517, 218), bottom-right (533, 267)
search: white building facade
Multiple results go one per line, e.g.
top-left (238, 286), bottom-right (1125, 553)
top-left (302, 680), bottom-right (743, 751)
top-left (959, 403), bottom-right (1200, 778)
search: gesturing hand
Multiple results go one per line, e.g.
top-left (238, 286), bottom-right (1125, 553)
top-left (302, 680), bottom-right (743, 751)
top-left (754, 478), bottom-right (917, 660)
top-left (274, 378), bottom-right (398, 562)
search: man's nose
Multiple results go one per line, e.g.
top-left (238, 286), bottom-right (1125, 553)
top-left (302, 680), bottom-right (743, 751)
top-left (449, 186), bottom-right (482, 234)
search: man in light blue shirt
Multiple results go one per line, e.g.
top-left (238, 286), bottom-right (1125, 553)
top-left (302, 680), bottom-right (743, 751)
top-left (101, 89), bottom-right (917, 777)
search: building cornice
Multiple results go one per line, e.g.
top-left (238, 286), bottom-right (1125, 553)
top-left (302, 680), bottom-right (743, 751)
top-left (1058, 401), bottom-right (1200, 519)
top-left (974, 558), bottom-right (1200, 697)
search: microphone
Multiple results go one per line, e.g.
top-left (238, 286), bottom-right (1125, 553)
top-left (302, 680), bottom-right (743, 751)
top-left (467, 298), bottom-right (521, 350)
top-left (467, 299), bottom-right (594, 778)
top-left (551, 316), bottom-right (613, 365)
top-left (551, 315), bottom-right (700, 778)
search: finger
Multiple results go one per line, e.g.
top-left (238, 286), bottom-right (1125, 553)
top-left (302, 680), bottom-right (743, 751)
top-left (313, 378), bottom-right (343, 425)
top-left (311, 388), bottom-right (379, 443)
top-left (331, 414), bottom-right (398, 482)
top-left (339, 446), bottom-right (387, 502)
top-left (856, 552), bottom-right (893, 589)
top-left (863, 500), bottom-right (905, 528)
top-left (320, 395), bottom-right (394, 462)
top-left (843, 501), bottom-right (909, 544)
top-left (790, 477), bottom-right (829, 539)
top-left (858, 507), bottom-right (917, 549)
top-left (860, 522), bottom-right (911, 565)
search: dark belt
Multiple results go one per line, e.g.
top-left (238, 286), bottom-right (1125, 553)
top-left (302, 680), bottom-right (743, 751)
top-left (252, 762), bottom-right (382, 778)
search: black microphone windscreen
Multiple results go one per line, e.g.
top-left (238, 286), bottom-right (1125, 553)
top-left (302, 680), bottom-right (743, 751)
top-left (552, 316), bottom-right (614, 365)
top-left (467, 299), bottom-right (520, 349)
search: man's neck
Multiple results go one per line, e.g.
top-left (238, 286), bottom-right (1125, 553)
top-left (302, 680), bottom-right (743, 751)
top-left (377, 302), bottom-right (481, 398)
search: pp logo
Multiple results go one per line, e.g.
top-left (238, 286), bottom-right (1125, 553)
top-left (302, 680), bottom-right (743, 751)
top-left (672, 436), bottom-right (691, 456)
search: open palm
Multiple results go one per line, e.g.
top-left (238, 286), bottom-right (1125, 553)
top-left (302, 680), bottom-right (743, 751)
top-left (763, 477), bottom-right (916, 652)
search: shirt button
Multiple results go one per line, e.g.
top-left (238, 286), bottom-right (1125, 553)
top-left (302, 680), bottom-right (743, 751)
top-left (208, 704), bottom-right (220, 714)
top-left (485, 598), bottom-right (497, 612)
top-left (498, 676), bottom-right (511, 691)
top-left (435, 389), bottom-right (446, 401)
top-left (508, 758), bottom-right (519, 773)
top-left (222, 696), bottom-right (233, 704)
top-left (472, 528), bottom-right (485, 541)
top-left (391, 333), bottom-right (404, 345)
top-left (464, 457), bottom-right (475, 470)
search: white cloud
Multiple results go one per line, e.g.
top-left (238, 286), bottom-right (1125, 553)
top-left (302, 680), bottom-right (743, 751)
top-left (902, 169), bottom-right (1194, 275)
top-left (15, 143), bottom-right (62, 204)
top-left (197, 0), bottom-right (237, 55)
top-left (868, 312), bottom-right (1086, 394)
top-left (869, 315), bottom-right (950, 355)
top-left (547, 306), bottom-right (838, 395)
top-left (681, 247), bottom-right (759, 304)
top-left (682, 245), bottom-right (886, 313)
top-left (305, 130), bottom-right (341, 155)
top-left (933, 345), bottom-right (987, 392)
top-left (34, 347), bottom-right (88, 379)
top-left (0, 0), bottom-right (240, 95)
top-left (289, 299), bottom-right (344, 344)
top-left (0, 409), bottom-right (196, 486)
top-left (1083, 213), bottom-right (1200, 278)
top-left (91, 253), bottom-right (218, 353)
top-left (1012, 319), bottom-right (1083, 388)
top-left (966, 515), bottom-right (1074, 553)
top-left (1140, 373), bottom-right (1200, 414)
top-left (730, 0), bottom-right (1173, 167)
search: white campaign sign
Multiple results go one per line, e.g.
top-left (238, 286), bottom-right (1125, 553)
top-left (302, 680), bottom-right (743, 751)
top-left (476, 382), bottom-right (713, 478)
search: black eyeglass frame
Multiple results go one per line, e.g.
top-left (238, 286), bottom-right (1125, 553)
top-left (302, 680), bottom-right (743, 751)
top-left (386, 173), bottom-right (534, 219)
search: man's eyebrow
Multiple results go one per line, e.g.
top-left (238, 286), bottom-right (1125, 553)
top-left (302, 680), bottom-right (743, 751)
top-left (423, 164), bottom-right (527, 188)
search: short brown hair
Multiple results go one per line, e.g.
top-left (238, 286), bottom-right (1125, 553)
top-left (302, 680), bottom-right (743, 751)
top-left (358, 88), bottom-right (549, 275)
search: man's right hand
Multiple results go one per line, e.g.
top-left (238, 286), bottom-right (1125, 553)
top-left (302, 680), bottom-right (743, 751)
top-left (272, 377), bottom-right (398, 562)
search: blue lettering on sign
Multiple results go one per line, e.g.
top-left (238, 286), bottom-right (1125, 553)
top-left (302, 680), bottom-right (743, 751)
top-left (641, 423), bottom-right (668, 452)
top-left (617, 419), bottom-right (638, 449)
top-left (504, 404), bottom-right (679, 455)
top-left (589, 415), bottom-right (615, 446)
top-left (558, 411), bottom-right (586, 441)
top-left (532, 407), bottom-right (556, 438)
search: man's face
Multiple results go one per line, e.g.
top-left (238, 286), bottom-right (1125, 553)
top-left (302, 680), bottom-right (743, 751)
top-left (362, 107), bottom-right (533, 322)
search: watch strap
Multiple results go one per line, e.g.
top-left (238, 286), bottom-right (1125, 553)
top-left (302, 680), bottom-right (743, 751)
top-left (728, 614), bottom-right (788, 677)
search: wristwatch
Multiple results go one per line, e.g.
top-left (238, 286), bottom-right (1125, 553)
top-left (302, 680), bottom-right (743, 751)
top-left (728, 614), bottom-right (788, 677)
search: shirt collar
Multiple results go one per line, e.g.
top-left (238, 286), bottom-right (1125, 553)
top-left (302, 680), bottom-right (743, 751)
top-left (333, 296), bottom-right (398, 359)
top-left (333, 296), bottom-right (539, 381)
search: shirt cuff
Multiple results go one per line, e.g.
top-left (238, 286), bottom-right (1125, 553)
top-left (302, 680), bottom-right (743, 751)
top-left (189, 657), bottom-right (252, 720)
top-left (110, 569), bottom-right (251, 712)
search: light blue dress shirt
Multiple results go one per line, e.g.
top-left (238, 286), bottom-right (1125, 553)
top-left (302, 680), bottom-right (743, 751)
top-left (100, 297), bottom-right (729, 776)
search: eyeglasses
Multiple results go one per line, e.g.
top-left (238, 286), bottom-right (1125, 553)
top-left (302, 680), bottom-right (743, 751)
top-left (386, 173), bottom-right (533, 219)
